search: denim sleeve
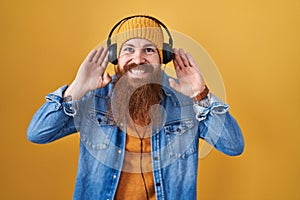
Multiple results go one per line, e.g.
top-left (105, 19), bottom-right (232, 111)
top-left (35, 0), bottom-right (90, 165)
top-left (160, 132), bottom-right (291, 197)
top-left (27, 85), bottom-right (80, 144)
top-left (194, 94), bottom-right (244, 156)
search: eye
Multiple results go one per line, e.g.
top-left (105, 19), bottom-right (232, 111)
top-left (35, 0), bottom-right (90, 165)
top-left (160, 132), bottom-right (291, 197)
top-left (144, 47), bottom-right (157, 54)
top-left (122, 47), bottom-right (134, 54)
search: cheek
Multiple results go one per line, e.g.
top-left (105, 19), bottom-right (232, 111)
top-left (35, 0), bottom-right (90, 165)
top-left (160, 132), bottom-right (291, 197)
top-left (117, 57), bottom-right (126, 69)
top-left (151, 54), bottom-right (161, 65)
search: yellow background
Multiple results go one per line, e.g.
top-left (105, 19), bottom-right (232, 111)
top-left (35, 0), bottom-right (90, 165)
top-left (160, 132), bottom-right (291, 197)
top-left (1, 0), bottom-right (299, 199)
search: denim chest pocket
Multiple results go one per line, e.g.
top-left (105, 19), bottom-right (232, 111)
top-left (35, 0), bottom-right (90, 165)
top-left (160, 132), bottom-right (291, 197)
top-left (80, 109), bottom-right (116, 150)
top-left (164, 119), bottom-right (197, 159)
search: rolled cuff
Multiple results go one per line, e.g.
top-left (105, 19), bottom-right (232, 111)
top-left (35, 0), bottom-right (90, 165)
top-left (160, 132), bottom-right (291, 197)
top-left (193, 93), bottom-right (229, 121)
top-left (45, 85), bottom-right (78, 117)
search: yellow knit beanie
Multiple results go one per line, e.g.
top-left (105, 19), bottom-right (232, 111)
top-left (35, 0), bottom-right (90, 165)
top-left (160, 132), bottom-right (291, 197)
top-left (114, 16), bottom-right (164, 62)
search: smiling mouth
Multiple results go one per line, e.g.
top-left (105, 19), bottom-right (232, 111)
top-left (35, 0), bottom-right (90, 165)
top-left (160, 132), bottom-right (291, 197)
top-left (122, 63), bottom-right (155, 78)
top-left (129, 68), bottom-right (147, 75)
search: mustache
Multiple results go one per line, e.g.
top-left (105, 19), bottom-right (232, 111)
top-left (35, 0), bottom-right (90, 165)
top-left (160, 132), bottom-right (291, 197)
top-left (123, 63), bottom-right (155, 74)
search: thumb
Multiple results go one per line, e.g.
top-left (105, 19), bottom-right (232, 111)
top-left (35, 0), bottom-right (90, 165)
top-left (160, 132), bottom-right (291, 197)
top-left (98, 72), bottom-right (112, 88)
top-left (102, 72), bottom-right (112, 86)
top-left (169, 78), bottom-right (181, 93)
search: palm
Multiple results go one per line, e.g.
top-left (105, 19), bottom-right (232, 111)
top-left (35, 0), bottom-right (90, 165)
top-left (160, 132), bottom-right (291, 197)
top-left (169, 48), bottom-right (205, 97)
top-left (64, 47), bottom-right (111, 100)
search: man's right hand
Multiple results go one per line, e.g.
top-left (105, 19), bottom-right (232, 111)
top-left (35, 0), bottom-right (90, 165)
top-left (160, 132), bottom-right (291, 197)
top-left (63, 47), bottom-right (112, 100)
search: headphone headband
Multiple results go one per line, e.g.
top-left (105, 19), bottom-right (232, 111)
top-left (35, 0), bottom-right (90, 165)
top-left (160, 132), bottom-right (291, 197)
top-left (107, 15), bottom-right (173, 47)
top-left (107, 15), bottom-right (174, 65)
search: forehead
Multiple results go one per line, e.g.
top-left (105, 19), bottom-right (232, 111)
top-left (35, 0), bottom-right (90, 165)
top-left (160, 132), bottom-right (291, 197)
top-left (122, 38), bottom-right (156, 47)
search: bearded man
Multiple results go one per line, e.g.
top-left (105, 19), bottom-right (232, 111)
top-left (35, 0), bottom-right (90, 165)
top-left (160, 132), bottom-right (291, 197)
top-left (27, 15), bottom-right (244, 200)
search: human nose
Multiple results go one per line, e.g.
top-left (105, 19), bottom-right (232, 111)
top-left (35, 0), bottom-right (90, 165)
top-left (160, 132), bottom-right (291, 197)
top-left (131, 49), bottom-right (146, 64)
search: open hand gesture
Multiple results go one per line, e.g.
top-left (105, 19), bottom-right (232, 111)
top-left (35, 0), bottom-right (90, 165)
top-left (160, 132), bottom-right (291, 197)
top-left (169, 48), bottom-right (206, 98)
top-left (64, 47), bottom-right (112, 100)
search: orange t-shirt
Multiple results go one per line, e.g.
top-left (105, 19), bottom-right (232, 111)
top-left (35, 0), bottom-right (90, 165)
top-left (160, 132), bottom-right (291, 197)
top-left (114, 126), bottom-right (156, 200)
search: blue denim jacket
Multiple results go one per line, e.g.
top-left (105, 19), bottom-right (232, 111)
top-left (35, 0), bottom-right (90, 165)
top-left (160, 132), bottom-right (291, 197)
top-left (27, 74), bottom-right (244, 200)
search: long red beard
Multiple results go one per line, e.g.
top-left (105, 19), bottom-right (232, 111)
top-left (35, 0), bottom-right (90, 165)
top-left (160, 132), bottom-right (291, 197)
top-left (128, 83), bottom-right (163, 125)
top-left (110, 63), bottom-right (163, 127)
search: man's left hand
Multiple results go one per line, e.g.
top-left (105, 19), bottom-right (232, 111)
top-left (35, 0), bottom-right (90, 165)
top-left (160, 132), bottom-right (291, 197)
top-left (169, 48), bottom-right (206, 98)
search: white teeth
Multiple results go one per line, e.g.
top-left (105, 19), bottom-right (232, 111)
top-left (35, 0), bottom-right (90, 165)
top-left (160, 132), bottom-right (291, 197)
top-left (130, 69), bottom-right (145, 75)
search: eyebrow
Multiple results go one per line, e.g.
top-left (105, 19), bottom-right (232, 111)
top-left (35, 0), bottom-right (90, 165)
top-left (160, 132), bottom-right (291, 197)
top-left (121, 44), bottom-right (134, 48)
top-left (122, 43), bottom-right (156, 48)
top-left (143, 44), bottom-right (156, 48)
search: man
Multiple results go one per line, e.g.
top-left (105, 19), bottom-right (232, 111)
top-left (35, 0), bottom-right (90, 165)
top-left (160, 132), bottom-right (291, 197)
top-left (27, 15), bottom-right (244, 200)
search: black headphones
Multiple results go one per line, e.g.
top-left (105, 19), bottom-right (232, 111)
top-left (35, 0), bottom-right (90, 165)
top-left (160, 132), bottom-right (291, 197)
top-left (107, 15), bottom-right (174, 65)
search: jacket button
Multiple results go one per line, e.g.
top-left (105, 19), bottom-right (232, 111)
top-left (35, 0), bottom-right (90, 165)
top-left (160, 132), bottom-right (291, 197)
top-left (153, 157), bottom-right (158, 160)
top-left (156, 182), bottom-right (161, 186)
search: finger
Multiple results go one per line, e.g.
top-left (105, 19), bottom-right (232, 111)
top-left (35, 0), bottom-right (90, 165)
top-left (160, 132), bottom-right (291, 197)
top-left (186, 53), bottom-right (202, 75)
top-left (92, 47), bottom-right (104, 63)
top-left (87, 49), bottom-right (97, 62)
top-left (99, 51), bottom-right (109, 76)
top-left (173, 56), bottom-right (181, 71)
top-left (178, 48), bottom-right (190, 67)
top-left (186, 53), bottom-right (198, 69)
top-left (173, 57), bottom-right (184, 82)
top-left (175, 60), bottom-right (184, 74)
top-left (98, 47), bottom-right (108, 66)
top-left (185, 53), bottom-right (205, 85)
top-left (174, 56), bottom-right (189, 76)
top-left (173, 49), bottom-right (184, 70)
top-left (174, 49), bottom-right (187, 73)
top-left (101, 54), bottom-right (109, 69)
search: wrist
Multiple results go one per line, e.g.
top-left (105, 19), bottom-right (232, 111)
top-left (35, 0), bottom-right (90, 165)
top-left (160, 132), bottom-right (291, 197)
top-left (191, 85), bottom-right (209, 102)
top-left (63, 82), bottom-right (85, 100)
top-left (62, 94), bottom-right (73, 102)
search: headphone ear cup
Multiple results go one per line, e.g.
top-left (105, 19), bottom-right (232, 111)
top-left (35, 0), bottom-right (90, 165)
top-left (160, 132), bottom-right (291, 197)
top-left (162, 43), bottom-right (174, 64)
top-left (108, 43), bottom-right (118, 65)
